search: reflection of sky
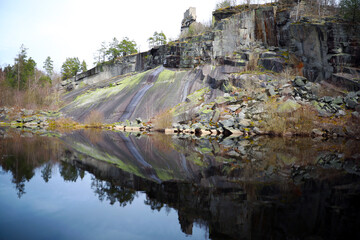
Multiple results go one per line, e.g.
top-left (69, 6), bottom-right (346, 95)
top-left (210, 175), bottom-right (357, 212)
top-left (0, 165), bottom-right (208, 240)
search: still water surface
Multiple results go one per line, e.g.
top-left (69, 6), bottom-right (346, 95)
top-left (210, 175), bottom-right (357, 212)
top-left (0, 128), bottom-right (359, 239)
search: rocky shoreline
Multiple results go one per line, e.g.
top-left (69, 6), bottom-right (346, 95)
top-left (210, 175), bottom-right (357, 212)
top-left (2, 74), bottom-right (358, 140)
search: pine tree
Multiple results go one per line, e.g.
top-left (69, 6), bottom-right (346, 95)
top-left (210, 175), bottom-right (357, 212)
top-left (43, 56), bottom-right (54, 77)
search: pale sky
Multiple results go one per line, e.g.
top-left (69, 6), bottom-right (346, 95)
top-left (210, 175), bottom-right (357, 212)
top-left (0, 0), bottom-right (227, 72)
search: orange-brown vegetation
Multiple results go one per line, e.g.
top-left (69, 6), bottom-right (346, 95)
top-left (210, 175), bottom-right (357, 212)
top-left (152, 110), bottom-right (173, 129)
top-left (261, 102), bottom-right (317, 136)
top-left (84, 110), bottom-right (104, 127)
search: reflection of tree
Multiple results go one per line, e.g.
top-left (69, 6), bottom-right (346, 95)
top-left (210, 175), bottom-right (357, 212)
top-left (91, 177), bottom-right (135, 207)
top-left (59, 161), bottom-right (85, 182)
top-left (0, 133), bottom-right (63, 197)
top-left (1, 155), bottom-right (35, 198)
top-left (144, 196), bottom-right (164, 211)
top-left (41, 163), bottom-right (52, 183)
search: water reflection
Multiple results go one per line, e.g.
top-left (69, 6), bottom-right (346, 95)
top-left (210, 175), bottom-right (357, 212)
top-left (91, 177), bottom-right (136, 207)
top-left (0, 128), bottom-right (360, 239)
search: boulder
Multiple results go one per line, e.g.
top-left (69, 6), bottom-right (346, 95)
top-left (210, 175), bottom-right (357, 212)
top-left (294, 76), bottom-right (307, 87)
top-left (345, 97), bottom-right (358, 109)
top-left (332, 96), bottom-right (343, 105)
top-left (322, 96), bottom-right (333, 103)
top-left (219, 119), bottom-right (235, 129)
top-left (226, 105), bottom-right (240, 112)
top-left (258, 57), bottom-right (285, 73)
top-left (238, 119), bottom-right (251, 127)
top-left (266, 85), bottom-right (276, 96)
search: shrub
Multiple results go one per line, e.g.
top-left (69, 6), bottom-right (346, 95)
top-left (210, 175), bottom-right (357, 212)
top-left (84, 110), bottom-right (104, 127)
top-left (153, 110), bottom-right (173, 129)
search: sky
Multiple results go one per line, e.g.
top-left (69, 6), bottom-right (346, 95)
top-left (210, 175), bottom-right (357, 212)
top-left (0, 0), bottom-right (226, 72)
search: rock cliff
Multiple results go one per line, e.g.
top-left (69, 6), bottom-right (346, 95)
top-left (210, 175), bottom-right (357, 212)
top-left (60, 2), bottom-right (360, 131)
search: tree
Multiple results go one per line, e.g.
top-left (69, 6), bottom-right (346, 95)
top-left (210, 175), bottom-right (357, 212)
top-left (105, 37), bottom-right (138, 62)
top-left (148, 31), bottom-right (167, 48)
top-left (81, 60), bottom-right (87, 72)
top-left (106, 37), bottom-right (121, 61)
top-left (61, 57), bottom-right (81, 80)
top-left (118, 37), bottom-right (137, 57)
top-left (215, 0), bottom-right (237, 9)
top-left (340, 0), bottom-right (360, 22)
top-left (94, 37), bottom-right (138, 64)
top-left (93, 41), bottom-right (108, 66)
top-left (15, 44), bottom-right (28, 91)
top-left (43, 56), bottom-right (54, 77)
top-left (4, 45), bottom-right (37, 90)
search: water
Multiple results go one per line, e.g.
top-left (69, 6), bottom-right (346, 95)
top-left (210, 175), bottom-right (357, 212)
top-left (0, 128), bottom-right (360, 239)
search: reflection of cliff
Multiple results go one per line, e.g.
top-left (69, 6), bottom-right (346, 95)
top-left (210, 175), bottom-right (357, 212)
top-left (64, 150), bottom-right (360, 240)
top-left (61, 130), bottom-right (204, 182)
top-left (1, 129), bottom-right (360, 239)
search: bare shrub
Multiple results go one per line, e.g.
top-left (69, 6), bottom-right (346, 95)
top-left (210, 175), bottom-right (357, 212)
top-left (0, 83), bottom-right (60, 110)
top-left (153, 110), bottom-right (173, 129)
top-left (84, 110), bottom-right (104, 127)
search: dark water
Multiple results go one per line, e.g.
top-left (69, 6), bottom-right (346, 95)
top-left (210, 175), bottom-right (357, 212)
top-left (0, 128), bottom-right (360, 240)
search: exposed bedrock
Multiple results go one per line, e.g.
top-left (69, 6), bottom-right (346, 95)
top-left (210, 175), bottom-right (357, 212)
top-left (60, 3), bottom-right (360, 122)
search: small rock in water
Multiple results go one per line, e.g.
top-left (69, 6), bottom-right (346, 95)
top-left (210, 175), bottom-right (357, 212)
top-left (312, 129), bottom-right (323, 137)
top-left (253, 127), bottom-right (263, 134)
top-left (135, 118), bottom-right (142, 124)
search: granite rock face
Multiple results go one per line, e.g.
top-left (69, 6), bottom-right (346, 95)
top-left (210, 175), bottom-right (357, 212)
top-left (62, 4), bottom-right (360, 92)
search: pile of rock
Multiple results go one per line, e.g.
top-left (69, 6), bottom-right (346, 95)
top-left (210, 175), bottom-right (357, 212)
top-left (292, 76), bottom-right (360, 117)
top-left (0, 108), bottom-right (63, 128)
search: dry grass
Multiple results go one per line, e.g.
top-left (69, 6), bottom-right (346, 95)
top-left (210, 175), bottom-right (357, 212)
top-left (261, 102), bottom-right (317, 136)
top-left (153, 110), bottom-right (173, 129)
top-left (84, 110), bottom-right (104, 127)
top-left (47, 117), bottom-right (81, 132)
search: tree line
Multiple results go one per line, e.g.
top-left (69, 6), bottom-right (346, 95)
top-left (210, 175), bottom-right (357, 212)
top-left (1, 45), bottom-right (53, 91)
top-left (0, 45), bottom-right (63, 108)
top-left (93, 32), bottom-right (167, 66)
